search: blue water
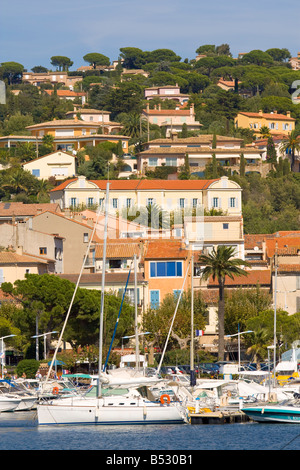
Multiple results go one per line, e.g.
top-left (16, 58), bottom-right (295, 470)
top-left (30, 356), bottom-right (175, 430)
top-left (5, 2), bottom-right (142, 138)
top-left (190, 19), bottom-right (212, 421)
top-left (0, 411), bottom-right (300, 450)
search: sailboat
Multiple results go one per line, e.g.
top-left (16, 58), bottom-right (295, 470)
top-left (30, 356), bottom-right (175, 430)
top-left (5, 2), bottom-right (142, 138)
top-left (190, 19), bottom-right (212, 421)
top-left (37, 183), bottom-right (185, 426)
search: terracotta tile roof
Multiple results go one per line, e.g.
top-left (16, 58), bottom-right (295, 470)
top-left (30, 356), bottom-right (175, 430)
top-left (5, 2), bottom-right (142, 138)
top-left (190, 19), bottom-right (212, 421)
top-left (143, 109), bottom-right (193, 116)
top-left (57, 272), bottom-right (146, 285)
top-left (238, 111), bottom-right (295, 121)
top-left (66, 108), bottom-right (110, 115)
top-left (244, 234), bottom-right (271, 250)
top-left (140, 146), bottom-right (259, 155)
top-left (22, 150), bottom-right (75, 165)
top-left (144, 240), bottom-right (188, 259)
top-left (51, 178), bottom-right (220, 192)
top-left (0, 202), bottom-right (61, 217)
top-left (0, 251), bottom-right (51, 264)
top-left (265, 236), bottom-right (300, 258)
top-left (94, 241), bottom-right (141, 259)
top-left (208, 269), bottom-right (271, 287)
top-left (26, 119), bottom-right (99, 129)
top-left (145, 135), bottom-right (243, 145)
top-left (44, 90), bottom-right (86, 97)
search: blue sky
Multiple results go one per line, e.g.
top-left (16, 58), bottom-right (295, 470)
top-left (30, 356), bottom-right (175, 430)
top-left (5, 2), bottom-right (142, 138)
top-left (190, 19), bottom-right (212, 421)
top-left (1, 0), bottom-right (300, 70)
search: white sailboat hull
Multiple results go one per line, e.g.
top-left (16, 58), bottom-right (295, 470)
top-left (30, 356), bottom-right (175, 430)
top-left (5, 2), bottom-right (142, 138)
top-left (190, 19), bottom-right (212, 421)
top-left (37, 396), bottom-right (185, 425)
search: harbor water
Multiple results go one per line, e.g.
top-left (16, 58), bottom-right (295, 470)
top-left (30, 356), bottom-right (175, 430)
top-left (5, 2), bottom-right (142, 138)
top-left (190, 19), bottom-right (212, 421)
top-left (1, 411), bottom-right (300, 451)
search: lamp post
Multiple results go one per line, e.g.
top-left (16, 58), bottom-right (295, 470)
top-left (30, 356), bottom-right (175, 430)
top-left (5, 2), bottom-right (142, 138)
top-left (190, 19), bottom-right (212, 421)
top-left (31, 331), bottom-right (58, 361)
top-left (225, 327), bottom-right (254, 372)
top-left (0, 334), bottom-right (16, 378)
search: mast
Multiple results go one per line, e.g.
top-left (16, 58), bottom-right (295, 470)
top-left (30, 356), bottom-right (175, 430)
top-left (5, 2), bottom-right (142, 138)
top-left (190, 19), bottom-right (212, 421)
top-left (98, 182), bottom-right (110, 398)
top-left (190, 255), bottom-right (196, 387)
top-left (273, 241), bottom-right (278, 387)
top-left (134, 254), bottom-right (139, 370)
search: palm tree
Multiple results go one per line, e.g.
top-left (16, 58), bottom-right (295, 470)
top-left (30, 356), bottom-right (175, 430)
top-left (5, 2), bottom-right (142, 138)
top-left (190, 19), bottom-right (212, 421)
top-left (280, 130), bottom-right (300, 171)
top-left (198, 245), bottom-right (250, 361)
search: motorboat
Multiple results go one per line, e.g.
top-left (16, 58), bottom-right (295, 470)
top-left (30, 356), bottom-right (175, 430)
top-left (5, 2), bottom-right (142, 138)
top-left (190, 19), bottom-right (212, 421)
top-left (0, 379), bottom-right (37, 411)
top-left (241, 394), bottom-right (300, 423)
top-left (0, 394), bottom-right (21, 412)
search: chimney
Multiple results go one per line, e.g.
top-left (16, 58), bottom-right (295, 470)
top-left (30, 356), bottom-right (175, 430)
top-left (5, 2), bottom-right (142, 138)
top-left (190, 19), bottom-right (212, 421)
top-left (158, 104), bottom-right (161, 111)
top-left (190, 103), bottom-right (195, 116)
top-left (259, 110), bottom-right (263, 115)
top-left (16, 246), bottom-right (23, 255)
top-left (287, 111), bottom-right (291, 118)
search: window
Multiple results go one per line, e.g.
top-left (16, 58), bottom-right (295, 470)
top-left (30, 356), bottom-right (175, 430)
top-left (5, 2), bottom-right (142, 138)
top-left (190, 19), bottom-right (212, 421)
top-left (213, 197), bottom-right (219, 208)
top-left (166, 157), bottom-right (177, 166)
top-left (223, 223), bottom-right (229, 230)
top-left (192, 198), bottom-right (198, 208)
top-left (230, 197), bottom-right (236, 208)
top-left (150, 261), bottom-right (183, 278)
top-left (149, 157), bottom-right (158, 167)
top-left (70, 198), bottom-right (77, 207)
top-left (126, 198), bottom-right (132, 208)
top-left (112, 198), bottom-right (118, 209)
top-left (83, 233), bottom-right (89, 243)
top-left (179, 198), bottom-right (185, 208)
top-left (32, 169), bottom-right (40, 177)
top-left (87, 197), bottom-right (94, 206)
top-left (39, 247), bottom-right (47, 255)
top-left (147, 198), bottom-right (154, 206)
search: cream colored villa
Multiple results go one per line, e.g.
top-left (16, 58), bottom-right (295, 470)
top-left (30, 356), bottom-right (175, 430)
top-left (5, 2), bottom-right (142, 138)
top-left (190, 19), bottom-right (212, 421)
top-left (138, 134), bottom-right (263, 176)
top-left (22, 151), bottom-right (76, 180)
top-left (49, 175), bottom-right (242, 217)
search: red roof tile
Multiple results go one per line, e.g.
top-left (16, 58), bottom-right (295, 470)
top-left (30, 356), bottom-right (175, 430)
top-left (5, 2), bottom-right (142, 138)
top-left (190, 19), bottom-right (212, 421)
top-left (208, 269), bottom-right (271, 287)
top-left (144, 240), bottom-right (188, 259)
top-left (51, 178), bottom-right (219, 192)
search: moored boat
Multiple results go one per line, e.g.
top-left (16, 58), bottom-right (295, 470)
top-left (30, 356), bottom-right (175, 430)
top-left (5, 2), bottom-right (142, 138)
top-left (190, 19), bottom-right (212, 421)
top-left (241, 394), bottom-right (300, 423)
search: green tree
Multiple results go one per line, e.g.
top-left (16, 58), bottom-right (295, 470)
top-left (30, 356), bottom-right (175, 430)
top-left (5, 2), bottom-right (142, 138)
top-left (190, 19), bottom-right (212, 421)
top-left (83, 53), bottom-right (110, 68)
top-left (240, 153), bottom-right (246, 177)
top-left (241, 50), bottom-right (274, 66)
top-left (0, 62), bottom-right (24, 84)
top-left (266, 135), bottom-right (277, 165)
top-left (142, 289), bottom-right (207, 351)
top-left (31, 66), bottom-right (48, 73)
top-left (198, 246), bottom-right (250, 361)
top-left (50, 56), bottom-right (73, 71)
top-left (280, 130), bottom-right (300, 171)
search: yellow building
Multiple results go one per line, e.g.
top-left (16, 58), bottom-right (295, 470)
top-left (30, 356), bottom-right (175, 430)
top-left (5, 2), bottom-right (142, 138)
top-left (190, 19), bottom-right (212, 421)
top-left (49, 175), bottom-right (242, 217)
top-left (235, 110), bottom-right (295, 136)
top-left (25, 117), bottom-right (130, 153)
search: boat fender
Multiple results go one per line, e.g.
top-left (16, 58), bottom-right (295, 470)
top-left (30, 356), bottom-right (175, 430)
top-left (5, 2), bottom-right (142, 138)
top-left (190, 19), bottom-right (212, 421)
top-left (160, 394), bottom-right (171, 404)
top-left (52, 386), bottom-right (59, 395)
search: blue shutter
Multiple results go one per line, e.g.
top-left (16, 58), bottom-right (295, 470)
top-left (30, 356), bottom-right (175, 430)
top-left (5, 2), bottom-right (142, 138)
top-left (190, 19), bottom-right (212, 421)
top-left (150, 290), bottom-right (160, 309)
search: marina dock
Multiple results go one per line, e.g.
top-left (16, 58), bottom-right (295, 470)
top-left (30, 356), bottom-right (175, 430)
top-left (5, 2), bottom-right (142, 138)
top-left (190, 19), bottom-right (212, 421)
top-left (190, 410), bottom-right (250, 424)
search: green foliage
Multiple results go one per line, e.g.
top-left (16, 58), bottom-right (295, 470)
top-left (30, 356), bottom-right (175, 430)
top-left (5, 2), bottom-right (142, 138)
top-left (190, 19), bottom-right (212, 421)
top-left (50, 56), bottom-right (73, 71)
top-left (224, 287), bottom-right (272, 335)
top-left (83, 53), bottom-right (110, 68)
top-left (2, 274), bottom-right (135, 354)
top-left (142, 290), bottom-right (207, 351)
top-left (16, 359), bottom-right (40, 378)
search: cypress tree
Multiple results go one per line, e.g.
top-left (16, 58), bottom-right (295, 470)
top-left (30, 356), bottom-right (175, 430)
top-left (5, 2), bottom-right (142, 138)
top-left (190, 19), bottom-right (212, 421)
top-left (240, 153), bottom-right (245, 177)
